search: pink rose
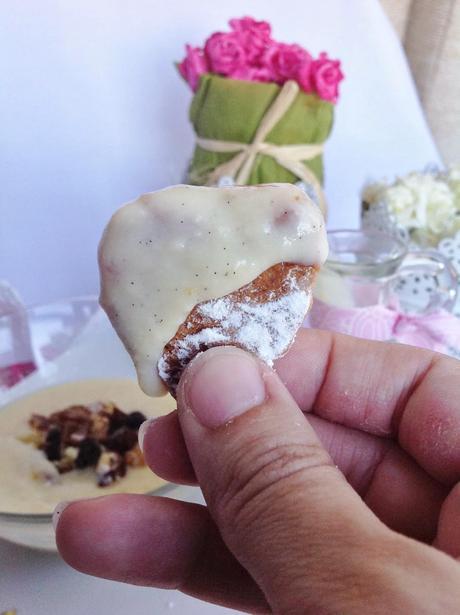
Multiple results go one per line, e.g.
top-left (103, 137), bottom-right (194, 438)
top-left (263, 42), bottom-right (311, 84)
top-left (296, 55), bottom-right (314, 92)
top-left (311, 52), bottom-right (344, 103)
top-left (204, 32), bottom-right (246, 76)
top-left (229, 16), bottom-right (272, 64)
top-left (178, 45), bottom-right (209, 92)
top-left (230, 65), bottom-right (272, 83)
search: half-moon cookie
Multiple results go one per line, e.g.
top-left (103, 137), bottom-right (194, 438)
top-left (99, 183), bottom-right (328, 397)
top-left (158, 263), bottom-right (317, 395)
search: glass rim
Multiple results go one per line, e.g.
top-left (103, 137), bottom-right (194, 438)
top-left (326, 229), bottom-right (408, 271)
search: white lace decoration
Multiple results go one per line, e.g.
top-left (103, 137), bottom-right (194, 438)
top-left (362, 202), bottom-right (460, 315)
top-left (438, 231), bottom-right (460, 315)
top-left (362, 200), bottom-right (410, 244)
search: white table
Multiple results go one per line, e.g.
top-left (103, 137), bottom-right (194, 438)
top-left (0, 486), bottom-right (240, 615)
top-left (0, 540), bottom-right (238, 615)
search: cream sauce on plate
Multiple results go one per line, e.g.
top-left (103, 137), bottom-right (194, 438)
top-left (0, 379), bottom-right (175, 514)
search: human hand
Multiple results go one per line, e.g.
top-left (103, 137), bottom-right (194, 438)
top-left (54, 329), bottom-right (460, 614)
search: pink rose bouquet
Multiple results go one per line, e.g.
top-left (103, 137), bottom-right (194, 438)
top-left (178, 16), bottom-right (344, 102)
top-left (177, 17), bottom-right (344, 210)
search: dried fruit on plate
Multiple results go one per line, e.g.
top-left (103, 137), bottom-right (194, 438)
top-left (24, 402), bottom-right (147, 487)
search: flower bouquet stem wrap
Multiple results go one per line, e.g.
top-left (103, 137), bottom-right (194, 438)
top-left (187, 73), bottom-right (334, 214)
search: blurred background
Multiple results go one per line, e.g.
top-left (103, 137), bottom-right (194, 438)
top-left (2, 0), bottom-right (458, 306)
top-left (1, 2), bottom-right (460, 614)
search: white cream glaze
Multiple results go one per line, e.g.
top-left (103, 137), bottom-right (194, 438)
top-left (99, 184), bottom-right (328, 396)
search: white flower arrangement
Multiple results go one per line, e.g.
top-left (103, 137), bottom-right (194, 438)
top-left (362, 165), bottom-right (460, 246)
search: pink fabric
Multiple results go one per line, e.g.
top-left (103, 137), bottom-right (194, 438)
top-left (0, 362), bottom-right (36, 389)
top-left (308, 300), bottom-right (460, 354)
top-left (0, 281), bottom-right (37, 388)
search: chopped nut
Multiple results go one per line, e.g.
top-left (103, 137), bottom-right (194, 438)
top-left (61, 421), bottom-right (90, 446)
top-left (96, 451), bottom-right (126, 487)
top-left (90, 412), bottom-right (110, 440)
top-left (100, 401), bottom-right (116, 412)
top-left (29, 413), bottom-right (50, 431)
top-left (25, 400), bottom-right (145, 486)
top-left (49, 405), bottom-right (91, 423)
top-left (86, 401), bottom-right (111, 413)
top-left (64, 446), bottom-right (78, 461)
top-left (18, 431), bottom-right (45, 447)
top-left (55, 446), bottom-right (78, 473)
top-left (125, 444), bottom-right (145, 467)
top-left (55, 458), bottom-right (74, 474)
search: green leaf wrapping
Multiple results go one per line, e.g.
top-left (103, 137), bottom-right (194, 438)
top-left (187, 73), bottom-right (334, 186)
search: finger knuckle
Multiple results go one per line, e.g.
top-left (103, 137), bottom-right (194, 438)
top-left (212, 436), bottom-right (332, 534)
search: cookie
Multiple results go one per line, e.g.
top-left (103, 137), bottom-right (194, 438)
top-left (158, 262), bottom-right (317, 395)
top-left (99, 184), bottom-right (328, 396)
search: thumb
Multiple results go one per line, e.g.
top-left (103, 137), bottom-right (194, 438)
top-left (176, 346), bottom-right (385, 614)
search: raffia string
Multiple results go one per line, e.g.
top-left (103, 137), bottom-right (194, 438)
top-left (195, 80), bottom-right (327, 214)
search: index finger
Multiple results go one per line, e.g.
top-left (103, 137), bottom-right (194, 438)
top-left (275, 328), bottom-right (460, 485)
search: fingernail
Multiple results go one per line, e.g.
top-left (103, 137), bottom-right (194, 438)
top-left (184, 347), bottom-right (266, 428)
top-left (138, 418), bottom-right (156, 452)
top-left (53, 500), bottom-right (70, 531)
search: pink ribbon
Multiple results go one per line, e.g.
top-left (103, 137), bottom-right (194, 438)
top-left (308, 300), bottom-right (460, 354)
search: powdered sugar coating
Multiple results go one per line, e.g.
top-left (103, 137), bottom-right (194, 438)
top-left (158, 276), bottom-right (312, 390)
top-left (198, 290), bottom-right (310, 363)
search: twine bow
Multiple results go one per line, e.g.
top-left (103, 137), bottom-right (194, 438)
top-left (195, 80), bottom-right (327, 214)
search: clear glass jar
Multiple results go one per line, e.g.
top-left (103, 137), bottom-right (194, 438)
top-left (314, 230), bottom-right (458, 313)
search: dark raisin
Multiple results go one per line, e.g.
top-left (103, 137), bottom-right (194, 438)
top-left (125, 411), bottom-right (146, 430)
top-left (104, 427), bottom-right (138, 454)
top-left (118, 457), bottom-right (127, 478)
top-left (75, 438), bottom-right (101, 468)
top-left (44, 426), bottom-right (62, 461)
top-left (106, 407), bottom-right (128, 434)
